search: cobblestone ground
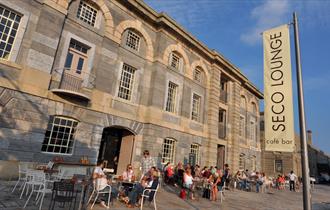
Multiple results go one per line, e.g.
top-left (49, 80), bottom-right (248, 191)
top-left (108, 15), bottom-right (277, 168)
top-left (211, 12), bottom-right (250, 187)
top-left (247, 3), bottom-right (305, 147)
top-left (1, 181), bottom-right (330, 210)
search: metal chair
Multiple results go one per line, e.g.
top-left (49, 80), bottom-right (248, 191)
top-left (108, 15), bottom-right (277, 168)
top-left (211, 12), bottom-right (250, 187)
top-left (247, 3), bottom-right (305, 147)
top-left (49, 181), bottom-right (77, 210)
top-left (87, 179), bottom-right (111, 209)
top-left (12, 162), bottom-right (29, 193)
top-left (140, 184), bottom-right (159, 210)
top-left (23, 170), bottom-right (53, 210)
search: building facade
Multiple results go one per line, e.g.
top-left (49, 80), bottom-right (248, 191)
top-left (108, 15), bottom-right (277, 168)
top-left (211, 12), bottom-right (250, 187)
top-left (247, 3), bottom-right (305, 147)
top-left (0, 0), bottom-right (262, 178)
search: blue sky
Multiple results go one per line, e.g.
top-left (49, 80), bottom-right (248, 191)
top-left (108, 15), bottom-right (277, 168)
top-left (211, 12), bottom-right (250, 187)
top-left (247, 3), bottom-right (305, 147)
top-left (144, 0), bottom-right (330, 154)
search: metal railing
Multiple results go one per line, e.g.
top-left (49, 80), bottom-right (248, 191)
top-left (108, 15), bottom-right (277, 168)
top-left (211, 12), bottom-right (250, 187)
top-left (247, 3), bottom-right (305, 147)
top-left (218, 123), bottom-right (226, 139)
top-left (219, 91), bottom-right (227, 103)
top-left (51, 68), bottom-right (96, 94)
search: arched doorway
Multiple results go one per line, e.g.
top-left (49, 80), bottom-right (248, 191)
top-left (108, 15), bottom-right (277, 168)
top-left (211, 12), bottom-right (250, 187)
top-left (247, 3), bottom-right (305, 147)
top-left (97, 127), bottom-right (135, 174)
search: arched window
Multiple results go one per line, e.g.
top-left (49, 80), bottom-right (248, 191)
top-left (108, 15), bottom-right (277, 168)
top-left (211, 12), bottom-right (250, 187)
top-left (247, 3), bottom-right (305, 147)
top-left (161, 138), bottom-right (176, 164)
top-left (193, 67), bottom-right (204, 84)
top-left (77, 0), bottom-right (100, 27)
top-left (41, 116), bottom-right (78, 155)
top-left (239, 153), bottom-right (246, 170)
top-left (125, 29), bottom-right (141, 51)
top-left (169, 51), bottom-right (183, 71)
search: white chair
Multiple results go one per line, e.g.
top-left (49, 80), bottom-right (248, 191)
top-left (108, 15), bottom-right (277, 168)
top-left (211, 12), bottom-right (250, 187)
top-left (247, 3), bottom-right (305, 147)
top-left (23, 170), bottom-right (53, 210)
top-left (12, 162), bottom-right (29, 193)
top-left (218, 182), bottom-right (225, 203)
top-left (87, 180), bottom-right (111, 209)
top-left (140, 184), bottom-right (159, 210)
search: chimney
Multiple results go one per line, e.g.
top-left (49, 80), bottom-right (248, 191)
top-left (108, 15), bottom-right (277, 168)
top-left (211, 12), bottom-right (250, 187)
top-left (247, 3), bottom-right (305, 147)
top-left (307, 130), bottom-right (312, 145)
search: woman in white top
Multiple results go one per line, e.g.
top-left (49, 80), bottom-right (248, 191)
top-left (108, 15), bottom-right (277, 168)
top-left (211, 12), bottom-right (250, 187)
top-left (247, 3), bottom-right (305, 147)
top-left (183, 168), bottom-right (195, 200)
top-left (122, 164), bottom-right (135, 182)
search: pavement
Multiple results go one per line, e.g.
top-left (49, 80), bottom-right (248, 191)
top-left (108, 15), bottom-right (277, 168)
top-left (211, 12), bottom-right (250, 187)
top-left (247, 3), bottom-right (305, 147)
top-left (0, 181), bottom-right (330, 210)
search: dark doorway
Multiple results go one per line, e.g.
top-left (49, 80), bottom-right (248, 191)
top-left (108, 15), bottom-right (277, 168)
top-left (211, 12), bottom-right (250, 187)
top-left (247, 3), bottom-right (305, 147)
top-left (217, 145), bottom-right (225, 169)
top-left (97, 127), bottom-right (135, 174)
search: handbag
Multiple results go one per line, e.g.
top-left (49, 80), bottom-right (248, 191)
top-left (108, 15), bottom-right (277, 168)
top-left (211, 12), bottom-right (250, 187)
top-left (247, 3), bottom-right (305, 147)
top-left (179, 189), bottom-right (186, 199)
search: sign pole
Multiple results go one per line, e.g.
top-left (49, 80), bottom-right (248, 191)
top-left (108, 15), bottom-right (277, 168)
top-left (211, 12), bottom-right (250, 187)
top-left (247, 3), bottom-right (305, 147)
top-left (293, 12), bottom-right (311, 210)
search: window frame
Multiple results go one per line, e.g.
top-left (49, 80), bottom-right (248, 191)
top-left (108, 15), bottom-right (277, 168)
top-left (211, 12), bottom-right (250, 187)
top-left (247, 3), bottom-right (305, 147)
top-left (191, 93), bottom-right (201, 122)
top-left (161, 138), bottom-right (176, 164)
top-left (239, 153), bottom-right (245, 170)
top-left (117, 63), bottom-right (136, 101)
top-left (250, 118), bottom-right (256, 141)
top-left (190, 143), bottom-right (200, 164)
top-left (0, 5), bottom-right (21, 60)
top-left (165, 81), bottom-right (178, 113)
top-left (193, 67), bottom-right (203, 83)
top-left (125, 30), bottom-right (141, 52)
top-left (76, 0), bottom-right (98, 27)
top-left (169, 52), bottom-right (182, 71)
top-left (41, 116), bottom-right (78, 155)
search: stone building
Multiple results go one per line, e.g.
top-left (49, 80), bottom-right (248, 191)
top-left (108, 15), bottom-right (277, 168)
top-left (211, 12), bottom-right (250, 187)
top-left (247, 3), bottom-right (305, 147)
top-left (307, 131), bottom-right (330, 179)
top-left (0, 0), bottom-right (262, 178)
top-left (260, 112), bottom-right (302, 178)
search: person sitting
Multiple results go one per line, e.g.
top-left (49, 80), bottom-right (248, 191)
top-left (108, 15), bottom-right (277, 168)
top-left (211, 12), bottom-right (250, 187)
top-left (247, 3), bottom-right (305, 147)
top-left (256, 172), bottom-right (264, 193)
top-left (93, 160), bottom-right (118, 208)
top-left (122, 164), bottom-right (135, 182)
top-left (183, 168), bottom-right (195, 200)
top-left (125, 171), bottom-right (159, 208)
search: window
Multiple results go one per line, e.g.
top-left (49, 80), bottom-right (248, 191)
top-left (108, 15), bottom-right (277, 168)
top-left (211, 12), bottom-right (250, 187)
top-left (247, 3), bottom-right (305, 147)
top-left (239, 153), bottom-right (245, 170)
top-left (193, 67), bottom-right (203, 83)
top-left (165, 82), bottom-right (178, 113)
top-left (161, 138), bottom-right (176, 164)
top-left (125, 30), bottom-right (140, 51)
top-left (169, 52), bottom-right (181, 71)
top-left (118, 63), bottom-right (136, 100)
top-left (250, 118), bottom-right (256, 141)
top-left (239, 115), bottom-right (245, 137)
top-left (64, 39), bottom-right (89, 74)
top-left (190, 144), bottom-right (200, 164)
top-left (77, 0), bottom-right (98, 26)
top-left (41, 116), bottom-right (78, 154)
top-left (0, 6), bottom-right (21, 60)
top-left (275, 160), bottom-right (283, 173)
top-left (191, 94), bottom-right (201, 121)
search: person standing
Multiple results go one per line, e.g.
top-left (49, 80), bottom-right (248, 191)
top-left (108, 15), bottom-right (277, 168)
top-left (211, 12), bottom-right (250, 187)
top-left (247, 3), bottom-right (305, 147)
top-left (141, 150), bottom-right (156, 177)
top-left (289, 171), bottom-right (297, 191)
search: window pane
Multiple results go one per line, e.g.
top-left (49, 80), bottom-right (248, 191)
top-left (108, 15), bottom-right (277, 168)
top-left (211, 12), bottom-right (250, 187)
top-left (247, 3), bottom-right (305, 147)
top-left (77, 1), bottom-right (98, 27)
top-left (64, 52), bottom-right (73, 69)
top-left (76, 57), bottom-right (84, 74)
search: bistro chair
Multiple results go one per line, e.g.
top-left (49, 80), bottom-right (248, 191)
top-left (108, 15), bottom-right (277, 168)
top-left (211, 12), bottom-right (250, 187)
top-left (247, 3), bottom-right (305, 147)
top-left (140, 183), bottom-right (159, 210)
top-left (23, 170), bottom-right (53, 210)
top-left (49, 181), bottom-right (77, 210)
top-left (12, 162), bottom-right (29, 193)
top-left (87, 179), bottom-right (112, 209)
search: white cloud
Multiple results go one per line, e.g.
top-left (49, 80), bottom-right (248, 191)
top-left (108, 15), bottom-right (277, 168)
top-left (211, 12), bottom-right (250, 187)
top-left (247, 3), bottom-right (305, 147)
top-left (240, 0), bottom-right (290, 45)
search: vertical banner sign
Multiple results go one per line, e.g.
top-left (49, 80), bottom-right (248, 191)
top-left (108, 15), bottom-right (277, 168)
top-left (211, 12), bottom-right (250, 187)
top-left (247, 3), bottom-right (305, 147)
top-left (263, 25), bottom-right (295, 152)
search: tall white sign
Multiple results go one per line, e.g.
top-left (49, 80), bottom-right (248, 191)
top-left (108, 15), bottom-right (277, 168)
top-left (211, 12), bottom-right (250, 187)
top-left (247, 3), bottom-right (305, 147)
top-left (263, 24), bottom-right (295, 152)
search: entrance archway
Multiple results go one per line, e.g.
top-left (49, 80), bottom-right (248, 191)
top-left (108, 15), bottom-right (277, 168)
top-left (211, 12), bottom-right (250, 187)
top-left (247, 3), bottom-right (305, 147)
top-left (97, 127), bottom-right (135, 174)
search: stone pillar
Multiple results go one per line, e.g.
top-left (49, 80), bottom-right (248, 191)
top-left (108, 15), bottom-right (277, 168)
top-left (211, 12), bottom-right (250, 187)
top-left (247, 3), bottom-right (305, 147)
top-left (226, 81), bottom-right (241, 172)
top-left (205, 66), bottom-right (221, 166)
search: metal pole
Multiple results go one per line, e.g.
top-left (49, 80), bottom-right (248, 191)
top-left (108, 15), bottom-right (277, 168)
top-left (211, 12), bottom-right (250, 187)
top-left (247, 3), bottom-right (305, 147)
top-left (293, 12), bottom-right (311, 210)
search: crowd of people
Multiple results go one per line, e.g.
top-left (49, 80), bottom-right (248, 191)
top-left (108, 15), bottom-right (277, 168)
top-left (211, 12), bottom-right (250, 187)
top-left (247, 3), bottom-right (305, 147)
top-left (91, 150), bottom-right (300, 208)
